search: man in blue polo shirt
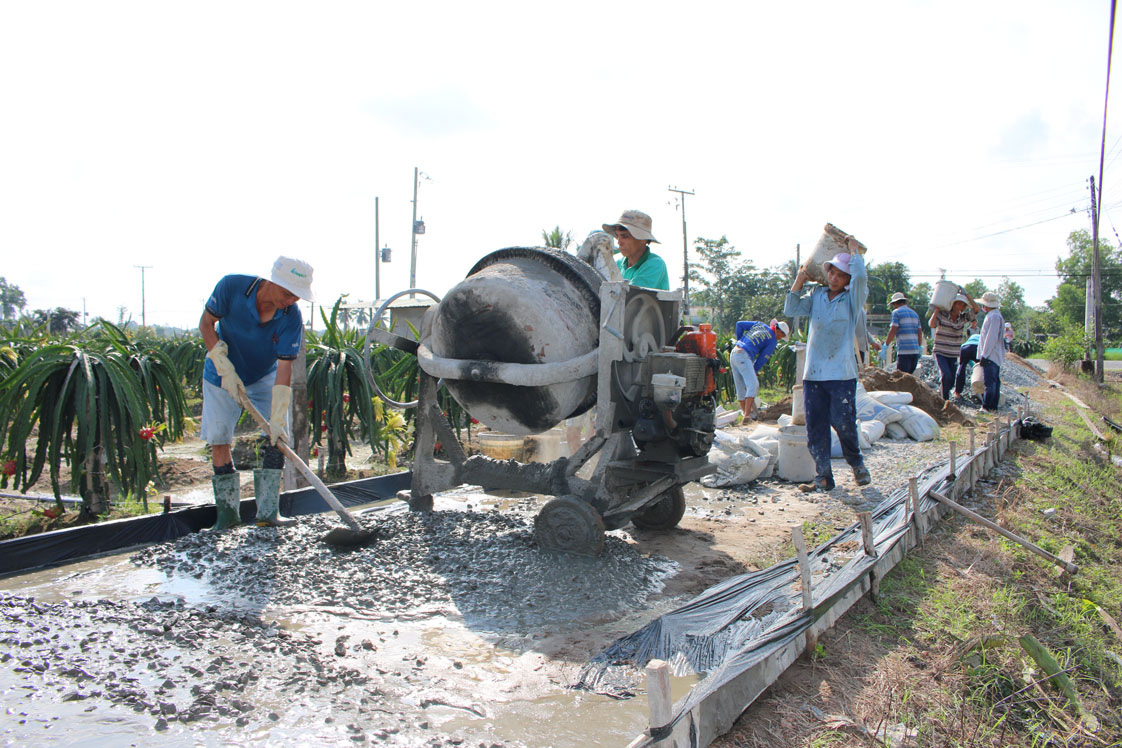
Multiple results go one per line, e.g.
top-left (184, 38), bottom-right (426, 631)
top-left (883, 291), bottom-right (924, 374)
top-left (602, 209), bottom-right (670, 290)
top-left (200, 256), bottom-right (314, 531)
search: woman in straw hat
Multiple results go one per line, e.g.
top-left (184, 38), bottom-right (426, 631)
top-left (784, 235), bottom-right (871, 492)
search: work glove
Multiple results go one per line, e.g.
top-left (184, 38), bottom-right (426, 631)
top-left (207, 341), bottom-right (246, 403)
top-left (269, 384), bottom-right (291, 446)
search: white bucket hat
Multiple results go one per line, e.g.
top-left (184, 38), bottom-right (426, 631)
top-left (823, 252), bottom-right (852, 277)
top-left (889, 291), bottom-right (908, 305)
top-left (952, 293), bottom-right (969, 306)
top-left (980, 291), bottom-right (1000, 309)
top-left (603, 209), bottom-right (660, 243)
top-left (271, 256), bottom-right (316, 301)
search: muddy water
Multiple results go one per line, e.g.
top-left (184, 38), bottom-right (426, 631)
top-left (1, 490), bottom-right (694, 747)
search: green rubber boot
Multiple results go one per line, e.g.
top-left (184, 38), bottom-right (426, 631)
top-left (209, 472), bottom-right (241, 531)
top-left (254, 468), bottom-right (295, 527)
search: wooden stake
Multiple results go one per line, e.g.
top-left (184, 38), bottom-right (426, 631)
top-left (643, 660), bottom-right (676, 748)
top-left (793, 527), bottom-right (813, 613)
top-left (909, 477), bottom-right (923, 546)
top-left (858, 511), bottom-right (876, 558)
top-left (948, 441), bottom-right (957, 498)
top-left (928, 490), bottom-right (1078, 574)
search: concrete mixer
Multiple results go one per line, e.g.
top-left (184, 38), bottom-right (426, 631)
top-left (367, 234), bottom-right (717, 555)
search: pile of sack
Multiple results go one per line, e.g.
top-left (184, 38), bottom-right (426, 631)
top-left (703, 383), bottom-right (941, 488)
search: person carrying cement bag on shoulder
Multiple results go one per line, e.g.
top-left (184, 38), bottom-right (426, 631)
top-left (730, 318), bottom-right (789, 425)
top-left (929, 289), bottom-right (979, 401)
top-left (601, 210), bottom-right (670, 290)
top-left (784, 235), bottom-right (871, 493)
top-left (976, 292), bottom-right (1005, 411)
top-left (883, 291), bottom-right (924, 373)
top-left (199, 256), bottom-right (314, 532)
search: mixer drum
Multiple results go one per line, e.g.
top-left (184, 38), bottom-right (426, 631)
top-left (430, 248), bottom-right (602, 435)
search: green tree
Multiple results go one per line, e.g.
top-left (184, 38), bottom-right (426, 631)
top-left (865, 261), bottom-right (911, 314)
top-left (1048, 229), bottom-right (1122, 340)
top-left (963, 279), bottom-right (988, 300)
top-left (909, 282), bottom-right (933, 337)
top-left (31, 308), bottom-right (82, 335)
top-left (689, 236), bottom-right (788, 332)
top-left (994, 277), bottom-right (1026, 327)
top-left (541, 226), bottom-right (573, 251)
top-left (0, 278), bottom-right (26, 322)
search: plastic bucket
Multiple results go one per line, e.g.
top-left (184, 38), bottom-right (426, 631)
top-left (799, 223), bottom-right (866, 285)
top-left (791, 384), bottom-right (806, 425)
top-left (477, 432), bottom-right (524, 461)
top-left (777, 425), bottom-right (817, 482)
top-left (932, 280), bottom-right (959, 311)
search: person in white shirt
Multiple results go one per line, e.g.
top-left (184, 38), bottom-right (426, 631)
top-left (976, 292), bottom-right (1005, 411)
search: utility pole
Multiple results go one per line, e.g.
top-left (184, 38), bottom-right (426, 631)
top-left (134, 265), bottom-right (151, 329)
top-left (375, 196), bottom-right (381, 302)
top-left (410, 167), bottom-right (419, 298)
top-left (1090, 176), bottom-right (1104, 383)
top-left (668, 186), bottom-right (694, 318)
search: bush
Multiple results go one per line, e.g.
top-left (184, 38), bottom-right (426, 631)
top-left (1042, 327), bottom-right (1090, 371)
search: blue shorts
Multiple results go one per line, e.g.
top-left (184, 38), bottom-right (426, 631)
top-left (200, 372), bottom-right (283, 445)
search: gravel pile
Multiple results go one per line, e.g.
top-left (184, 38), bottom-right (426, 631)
top-left (131, 509), bottom-right (676, 631)
top-left (911, 354), bottom-right (1038, 412)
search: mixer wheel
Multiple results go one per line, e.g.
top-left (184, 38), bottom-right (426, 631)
top-left (534, 495), bottom-right (605, 556)
top-left (631, 485), bottom-right (686, 531)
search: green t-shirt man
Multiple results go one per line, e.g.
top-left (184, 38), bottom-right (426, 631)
top-left (602, 209), bottom-right (671, 291)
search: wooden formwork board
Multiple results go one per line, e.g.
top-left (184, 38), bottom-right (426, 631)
top-left (628, 415), bottom-right (1023, 748)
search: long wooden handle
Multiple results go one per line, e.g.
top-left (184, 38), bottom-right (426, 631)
top-left (237, 394), bottom-right (362, 531)
top-left (928, 490), bottom-right (1077, 574)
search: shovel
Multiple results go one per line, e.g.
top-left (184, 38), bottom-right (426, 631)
top-left (236, 393), bottom-right (376, 547)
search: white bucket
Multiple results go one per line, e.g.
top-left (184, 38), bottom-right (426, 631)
top-left (791, 384), bottom-right (806, 425)
top-left (777, 425), bottom-right (817, 482)
top-left (799, 223), bottom-right (867, 285)
top-left (932, 280), bottom-right (959, 311)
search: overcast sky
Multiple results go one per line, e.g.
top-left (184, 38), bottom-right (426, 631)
top-left (1, 0), bottom-right (1119, 330)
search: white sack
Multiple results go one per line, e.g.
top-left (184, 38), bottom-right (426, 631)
top-left (885, 422), bottom-right (909, 440)
top-left (855, 386), bottom-right (904, 424)
top-left (897, 404), bottom-right (940, 442)
top-left (867, 390), bottom-right (913, 405)
top-left (701, 452), bottom-right (771, 487)
top-left (860, 419), bottom-right (886, 444)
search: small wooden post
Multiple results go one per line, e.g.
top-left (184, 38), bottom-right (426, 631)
top-left (643, 659), bottom-right (676, 748)
top-left (948, 441), bottom-right (957, 499)
top-left (858, 511), bottom-right (876, 558)
top-left (793, 527), bottom-right (813, 612)
top-left (909, 476), bottom-right (923, 546)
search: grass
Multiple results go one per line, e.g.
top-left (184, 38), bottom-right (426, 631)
top-left (716, 371), bottom-right (1122, 747)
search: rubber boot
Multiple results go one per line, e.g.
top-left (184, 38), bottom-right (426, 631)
top-left (209, 472), bottom-right (241, 531)
top-left (254, 468), bottom-right (295, 527)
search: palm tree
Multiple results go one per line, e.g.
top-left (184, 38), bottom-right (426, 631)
top-left (542, 226), bottom-right (573, 251)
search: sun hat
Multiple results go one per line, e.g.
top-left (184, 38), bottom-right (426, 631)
top-left (271, 256), bottom-right (315, 301)
top-left (823, 252), bottom-right (852, 277)
top-left (603, 209), bottom-right (660, 243)
top-left (980, 291), bottom-right (1000, 309)
top-left (952, 293), bottom-right (969, 305)
top-left (889, 291), bottom-right (908, 305)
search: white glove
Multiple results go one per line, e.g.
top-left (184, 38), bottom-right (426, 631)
top-left (269, 385), bottom-right (291, 445)
top-left (207, 341), bottom-right (246, 403)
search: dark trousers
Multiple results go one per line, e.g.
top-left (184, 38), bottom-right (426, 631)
top-left (896, 353), bottom-right (919, 374)
top-left (979, 358), bottom-right (1001, 410)
top-left (955, 343), bottom-right (977, 396)
top-left (935, 353), bottom-right (957, 400)
top-left (803, 379), bottom-right (864, 482)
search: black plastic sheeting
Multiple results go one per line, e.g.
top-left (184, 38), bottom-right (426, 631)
top-left (579, 463), bottom-right (955, 748)
top-left (0, 471), bottom-right (412, 576)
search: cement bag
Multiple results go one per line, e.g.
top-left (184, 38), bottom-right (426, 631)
top-left (885, 422), bottom-right (909, 440)
top-left (867, 390), bottom-right (913, 406)
top-left (971, 362), bottom-right (985, 395)
top-left (830, 426), bottom-right (872, 457)
top-left (860, 418), bottom-right (886, 444)
top-left (799, 223), bottom-right (866, 285)
top-left (855, 386), bottom-right (904, 424)
top-left (741, 438), bottom-right (777, 478)
top-left (897, 404), bottom-right (940, 442)
top-left (701, 452), bottom-right (771, 487)
top-left (777, 414), bottom-right (793, 427)
top-left (743, 424), bottom-right (781, 457)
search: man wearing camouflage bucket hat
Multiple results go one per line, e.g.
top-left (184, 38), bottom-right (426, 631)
top-left (602, 209), bottom-right (670, 290)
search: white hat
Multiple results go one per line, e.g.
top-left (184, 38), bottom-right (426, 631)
top-left (271, 256), bottom-right (315, 301)
top-left (980, 291), bottom-right (1000, 309)
top-left (823, 252), bottom-right (852, 277)
top-left (889, 291), bottom-right (908, 304)
top-left (952, 293), bottom-right (969, 305)
top-left (775, 320), bottom-right (790, 337)
top-left (603, 209), bottom-right (660, 243)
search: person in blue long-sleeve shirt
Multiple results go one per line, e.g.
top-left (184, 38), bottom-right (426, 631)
top-left (783, 235), bottom-right (871, 492)
top-left (731, 318), bottom-right (790, 423)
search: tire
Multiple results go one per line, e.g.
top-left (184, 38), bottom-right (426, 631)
top-left (534, 495), bottom-right (605, 556)
top-left (631, 485), bottom-right (686, 531)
